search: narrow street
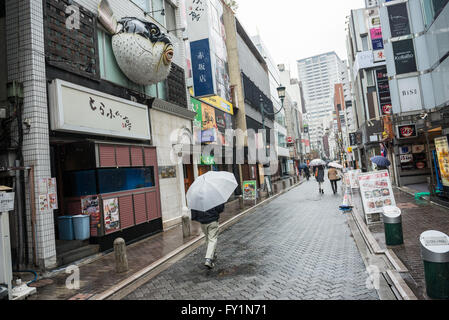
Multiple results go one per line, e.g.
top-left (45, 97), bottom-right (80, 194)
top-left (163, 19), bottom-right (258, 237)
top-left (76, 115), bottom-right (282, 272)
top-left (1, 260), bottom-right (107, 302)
top-left (124, 179), bottom-right (379, 300)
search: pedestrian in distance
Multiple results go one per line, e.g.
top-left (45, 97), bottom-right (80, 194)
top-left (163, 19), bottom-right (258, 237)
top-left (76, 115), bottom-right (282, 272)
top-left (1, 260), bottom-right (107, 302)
top-left (316, 165), bottom-right (325, 194)
top-left (328, 167), bottom-right (341, 194)
top-left (304, 166), bottom-right (310, 181)
top-left (191, 203), bottom-right (225, 269)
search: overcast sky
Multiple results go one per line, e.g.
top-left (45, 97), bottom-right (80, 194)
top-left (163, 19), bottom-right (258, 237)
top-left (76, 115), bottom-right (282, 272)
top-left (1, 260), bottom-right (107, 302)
top-left (235, 0), bottom-right (365, 78)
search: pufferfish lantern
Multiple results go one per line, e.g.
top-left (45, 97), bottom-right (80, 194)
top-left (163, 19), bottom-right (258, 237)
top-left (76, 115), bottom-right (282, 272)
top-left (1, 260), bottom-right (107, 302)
top-left (98, 0), bottom-right (174, 85)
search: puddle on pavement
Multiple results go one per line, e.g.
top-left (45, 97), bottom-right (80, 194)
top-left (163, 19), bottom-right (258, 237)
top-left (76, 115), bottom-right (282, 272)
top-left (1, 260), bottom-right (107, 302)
top-left (216, 263), bottom-right (257, 277)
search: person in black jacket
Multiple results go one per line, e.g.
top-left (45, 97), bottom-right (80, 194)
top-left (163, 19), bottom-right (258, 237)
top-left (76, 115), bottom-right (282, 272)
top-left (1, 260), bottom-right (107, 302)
top-left (191, 203), bottom-right (225, 269)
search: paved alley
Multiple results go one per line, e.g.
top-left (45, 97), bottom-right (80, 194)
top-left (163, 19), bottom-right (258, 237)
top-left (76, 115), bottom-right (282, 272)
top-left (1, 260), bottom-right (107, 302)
top-left (124, 179), bottom-right (379, 300)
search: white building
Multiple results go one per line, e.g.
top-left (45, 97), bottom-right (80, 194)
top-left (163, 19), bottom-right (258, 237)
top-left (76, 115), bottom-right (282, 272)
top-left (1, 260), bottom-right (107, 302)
top-left (297, 52), bottom-right (350, 151)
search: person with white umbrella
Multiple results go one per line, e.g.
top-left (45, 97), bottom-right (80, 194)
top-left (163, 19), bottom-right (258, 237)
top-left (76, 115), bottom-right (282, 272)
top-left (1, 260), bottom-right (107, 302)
top-left (187, 171), bottom-right (238, 269)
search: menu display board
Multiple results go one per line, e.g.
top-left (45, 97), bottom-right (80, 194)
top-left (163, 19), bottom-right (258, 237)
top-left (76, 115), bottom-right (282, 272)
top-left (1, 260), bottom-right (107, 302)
top-left (435, 136), bottom-right (449, 187)
top-left (81, 196), bottom-right (101, 237)
top-left (358, 171), bottom-right (396, 215)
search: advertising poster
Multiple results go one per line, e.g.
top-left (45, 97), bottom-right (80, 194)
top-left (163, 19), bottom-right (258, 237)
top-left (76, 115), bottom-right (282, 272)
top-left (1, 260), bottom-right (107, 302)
top-left (39, 195), bottom-right (49, 212)
top-left (48, 193), bottom-right (58, 210)
top-left (358, 171), bottom-right (396, 215)
top-left (81, 196), bottom-right (100, 236)
top-left (38, 178), bottom-right (48, 195)
top-left (0, 192), bottom-right (15, 212)
top-left (103, 198), bottom-right (120, 232)
top-left (393, 39), bottom-right (417, 75)
top-left (370, 28), bottom-right (384, 50)
top-left (388, 3), bottom-right (411, 38)
top-left (435, 136), bottom-right (449, 187)
top-left (243, 181), bottom-right (257, 201)
top-left (376, 68), bottom-right (392, 115)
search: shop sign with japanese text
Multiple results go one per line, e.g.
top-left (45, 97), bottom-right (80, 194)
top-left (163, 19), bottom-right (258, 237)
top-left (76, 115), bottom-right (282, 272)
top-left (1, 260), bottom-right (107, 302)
top-left (49, 79), bottom-right (151, 140)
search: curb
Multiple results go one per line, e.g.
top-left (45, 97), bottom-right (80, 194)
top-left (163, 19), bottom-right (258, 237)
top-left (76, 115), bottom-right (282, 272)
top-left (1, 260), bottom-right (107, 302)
top-left (91, 179), bottom-right (305, 300)
top-left (350, 201), bottom-right (417, 300)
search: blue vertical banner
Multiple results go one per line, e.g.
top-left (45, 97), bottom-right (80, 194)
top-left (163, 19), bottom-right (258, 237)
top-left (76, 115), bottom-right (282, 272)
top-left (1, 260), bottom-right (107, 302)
top-left (190, 38), bottom-right (215, 97)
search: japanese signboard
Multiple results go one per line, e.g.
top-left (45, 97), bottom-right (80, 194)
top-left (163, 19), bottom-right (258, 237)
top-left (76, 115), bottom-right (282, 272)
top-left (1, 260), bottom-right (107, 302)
top-left (243, 181), bottom-right (257, 201)
top-left (397, 124), bottom-right (417, 139)
top-left (358, 171), bottom-right (396, 215)
top-left (49, 79), bottom-right (151, 141)
top-left (375, 67), bottom-right (392, 115)
top-left (435, 136), bottom-right (449, 187)
top-left (190, 38), bottom-right (215, 97)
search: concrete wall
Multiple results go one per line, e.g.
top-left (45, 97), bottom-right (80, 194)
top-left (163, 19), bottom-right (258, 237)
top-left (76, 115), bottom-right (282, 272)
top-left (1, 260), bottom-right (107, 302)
top-left (6, 0), bottom-right (56, 269)
top-left (150, 109), bottom-right (191, 229)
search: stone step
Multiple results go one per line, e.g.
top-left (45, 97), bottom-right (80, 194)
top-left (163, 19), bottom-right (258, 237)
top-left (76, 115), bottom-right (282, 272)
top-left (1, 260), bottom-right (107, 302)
top-left (56, 240), bottom-right (89, 255)
top-left (57, 245), bottom-right (100, 267)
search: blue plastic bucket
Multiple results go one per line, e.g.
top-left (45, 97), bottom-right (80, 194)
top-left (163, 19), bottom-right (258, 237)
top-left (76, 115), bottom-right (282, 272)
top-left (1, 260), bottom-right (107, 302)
top-left (58, 216), bottom-right (74, 241)
top-left (72, 215), bottom-right (90, 240)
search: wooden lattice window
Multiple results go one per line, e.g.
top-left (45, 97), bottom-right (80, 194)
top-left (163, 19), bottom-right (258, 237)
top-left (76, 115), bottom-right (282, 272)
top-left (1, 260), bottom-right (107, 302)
top-left (43, 0), bottom-right (100, 80)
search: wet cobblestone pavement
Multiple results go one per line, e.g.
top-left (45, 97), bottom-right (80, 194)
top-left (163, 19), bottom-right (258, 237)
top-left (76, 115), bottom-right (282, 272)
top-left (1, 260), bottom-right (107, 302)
top-left (125, 180), bottom-right (379, 300)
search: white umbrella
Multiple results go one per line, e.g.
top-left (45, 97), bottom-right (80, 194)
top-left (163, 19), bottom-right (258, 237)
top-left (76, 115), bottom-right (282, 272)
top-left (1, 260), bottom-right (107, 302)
top-left (328, 162), bottom-right (344, 169)
top-left (309, 159), bottom-right (326, 167)
top-left (186, 171), bottom-right (238, 212)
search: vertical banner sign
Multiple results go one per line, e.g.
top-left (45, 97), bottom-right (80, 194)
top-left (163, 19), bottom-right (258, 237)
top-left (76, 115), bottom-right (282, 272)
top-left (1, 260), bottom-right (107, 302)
top-left (393, 39), bottom-right (417, 75)
top-left (201, 103), bottom-right (217, 143)
top-left (243, 181), bottom-right (257, 201)
top-left (388, 3), bottom-right (411, 38)
top-left (370, 28), bottom-right (384, 50)
top-left (191, 97), bottom-right (203, 144)
top-left (358, 171), bottom-right (396, 215)
top-left (375, 67), bottom-right (392, 115)
top-left (435, 136), bottom-right (449, 188)
top-left (190, 39), bottom-right (215, 97)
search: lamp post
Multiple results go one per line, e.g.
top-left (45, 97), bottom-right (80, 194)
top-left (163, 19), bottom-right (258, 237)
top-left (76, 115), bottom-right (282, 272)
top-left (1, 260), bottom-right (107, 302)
top-left (259, 85), bottom-right (286, 188)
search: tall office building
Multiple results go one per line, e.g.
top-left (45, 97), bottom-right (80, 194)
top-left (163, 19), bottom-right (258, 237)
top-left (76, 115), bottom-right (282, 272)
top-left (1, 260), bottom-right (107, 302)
top-left (297, 52), bottom-right (350, 150)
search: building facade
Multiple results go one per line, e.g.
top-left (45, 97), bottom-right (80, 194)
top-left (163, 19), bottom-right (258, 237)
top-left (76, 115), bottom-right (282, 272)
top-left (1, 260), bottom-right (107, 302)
top-left (0, 0), bottom-right (193, 270)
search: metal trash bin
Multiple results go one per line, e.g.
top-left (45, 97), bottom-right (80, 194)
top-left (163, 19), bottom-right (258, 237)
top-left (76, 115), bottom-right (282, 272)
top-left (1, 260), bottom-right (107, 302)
top-left (382, 206), bottom-right (403, 246)
top-left (420, 231), bottom-right (449, 299)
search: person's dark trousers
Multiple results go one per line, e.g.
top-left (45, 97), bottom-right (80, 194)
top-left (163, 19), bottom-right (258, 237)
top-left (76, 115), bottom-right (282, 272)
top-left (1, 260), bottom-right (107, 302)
top-left (331, 180), bottom-right (338, 194)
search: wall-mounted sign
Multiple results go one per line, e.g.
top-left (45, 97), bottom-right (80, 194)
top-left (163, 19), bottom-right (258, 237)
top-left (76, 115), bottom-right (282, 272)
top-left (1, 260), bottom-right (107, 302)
top-left (373, 49), bottom-right (386, 62)
top-left (49, 79), bottom-right (151, 141)
top-left (98, 0), bottom-right (173, 85)
top-left (201, 95), bottom-right (234, 115)
top-left (0, 192), bottom-right (15, 212)
top-left (400, 154), bottom-right (413, 163)
top-left (398, 77), bottom-right (422, 112)
top-left (388, 3), bottom-right (411, 38)
top-left (103, 198), bottom-right (120, 233)
top-left (393, 39), bottom-right (417, 75)
top-left (375, 67), bottom-right (392, 115)
top-left (397, 124), bottom-right (417, 139)
top-left (159, 166), bottom-right (177, 179)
